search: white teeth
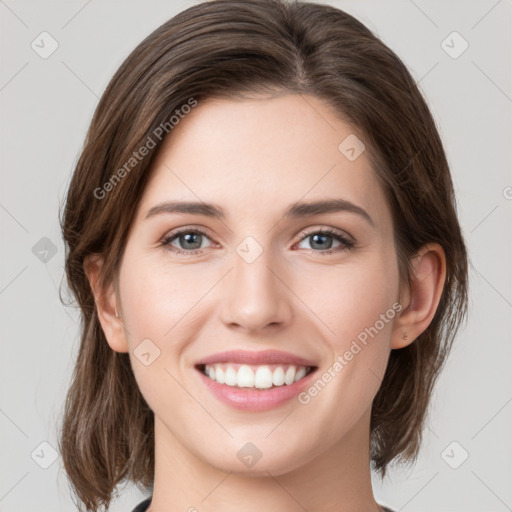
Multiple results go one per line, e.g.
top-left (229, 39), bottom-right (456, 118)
top-left (202, 363), bottom-right (312, 389)
top-left (254, 366), bottom-right (273, 389)
top-left (215, 367), bottom-right (225, 384)
top-left (272, 366), bottom-right (285, 386)
top-left (225, 366), bottom-right (237, 386)
top-left (294, 366), bottom-right (307, 382)
top-left (285, 366), bottom-right (295, 385)
top-left (237, 365), bottom-right (255, 388)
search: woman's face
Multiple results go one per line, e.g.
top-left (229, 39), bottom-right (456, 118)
top-left (115, 93), bottom-right (403, 475)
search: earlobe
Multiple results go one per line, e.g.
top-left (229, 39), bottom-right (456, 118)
top-left (391, 243), bottom-right (447, 350)
top-left (84, 254), bottom-right (129, 353)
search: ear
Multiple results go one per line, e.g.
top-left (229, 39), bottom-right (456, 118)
top-left (391, 243), bottom-right (447, 350)
top-left (84, 254), bottom-right (129, 353)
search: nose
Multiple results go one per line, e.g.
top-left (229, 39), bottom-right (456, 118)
top-left (218, 246), bottom-right (293, 333)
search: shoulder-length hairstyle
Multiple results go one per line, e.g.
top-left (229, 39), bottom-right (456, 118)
top-left (58, 0), bottom-right (469, 510)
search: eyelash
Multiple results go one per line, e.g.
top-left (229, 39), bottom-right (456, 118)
top-left (160, 226), bottom-right (355, 257)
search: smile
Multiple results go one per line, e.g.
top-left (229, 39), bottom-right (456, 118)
top-left (199, 363), bottom-right (315, 390)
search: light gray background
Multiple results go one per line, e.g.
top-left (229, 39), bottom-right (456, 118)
top-left (1, 1), bottom-right (511, 511)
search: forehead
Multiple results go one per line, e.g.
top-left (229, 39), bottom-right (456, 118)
top-left (135, 93), bottom-right (390, 229)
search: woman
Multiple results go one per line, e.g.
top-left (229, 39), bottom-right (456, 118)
top-left (58, 1), bottom-right (469, 511)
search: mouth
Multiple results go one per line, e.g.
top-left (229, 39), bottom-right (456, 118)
top-left (195, 362), bottom-right (317, 390)
top-left (194, 349), bottom-right (318, 390)
top-left (193, 349), bottom-right (319, 410)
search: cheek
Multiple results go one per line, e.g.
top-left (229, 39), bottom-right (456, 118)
top-left (294, 259), bottom-right (399, 424)
top-left (298, 252), bottom-right (399, 351)
top-left (119, 254), bottom-right (206, 342)
top-left (118, 257), bottom-right (204, 413)
top-left (118, 254), bottom-right (222, 396)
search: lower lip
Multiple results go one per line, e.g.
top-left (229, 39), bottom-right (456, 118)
top-left (196, 367), bottom-right (318, 412)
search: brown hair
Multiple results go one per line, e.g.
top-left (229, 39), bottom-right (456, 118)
top-left (58, 0), bottom-right (469, 510)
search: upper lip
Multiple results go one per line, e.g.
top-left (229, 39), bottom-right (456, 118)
top-left (195, 349), bottom-right (317, 368)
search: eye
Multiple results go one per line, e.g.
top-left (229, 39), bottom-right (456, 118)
top-left (160, 226), bottom-right (355, 257)
top-left (294, 228), bottom-right (355, 255)
top-left (160, 227), bottom-right (214, 256)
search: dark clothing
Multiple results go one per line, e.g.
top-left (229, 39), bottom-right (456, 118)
top-left (132, 497), bottom-right (151, 511)
top-left (131, 497), bottom-right (395, 511)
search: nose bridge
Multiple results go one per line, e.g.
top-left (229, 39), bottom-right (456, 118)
top-left (219, 237), bottom-right (292, 331)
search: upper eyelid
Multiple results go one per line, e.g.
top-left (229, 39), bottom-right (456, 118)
top-left (163, 225), bottom-right (216, 242)
top-left (299, 226), bottom-right (354, 241)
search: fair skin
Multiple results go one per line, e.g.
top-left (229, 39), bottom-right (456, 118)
top-left (86, 93), bottom-right (446, 512)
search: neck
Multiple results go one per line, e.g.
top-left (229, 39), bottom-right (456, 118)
top-left (147, 407), bottom-right (381, 512)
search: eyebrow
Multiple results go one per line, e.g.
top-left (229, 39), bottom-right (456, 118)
top-left (145, 198), bottom-right (374, 227)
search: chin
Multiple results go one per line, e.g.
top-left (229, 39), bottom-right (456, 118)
top-left (201, 439), bottom-right (314, 477)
